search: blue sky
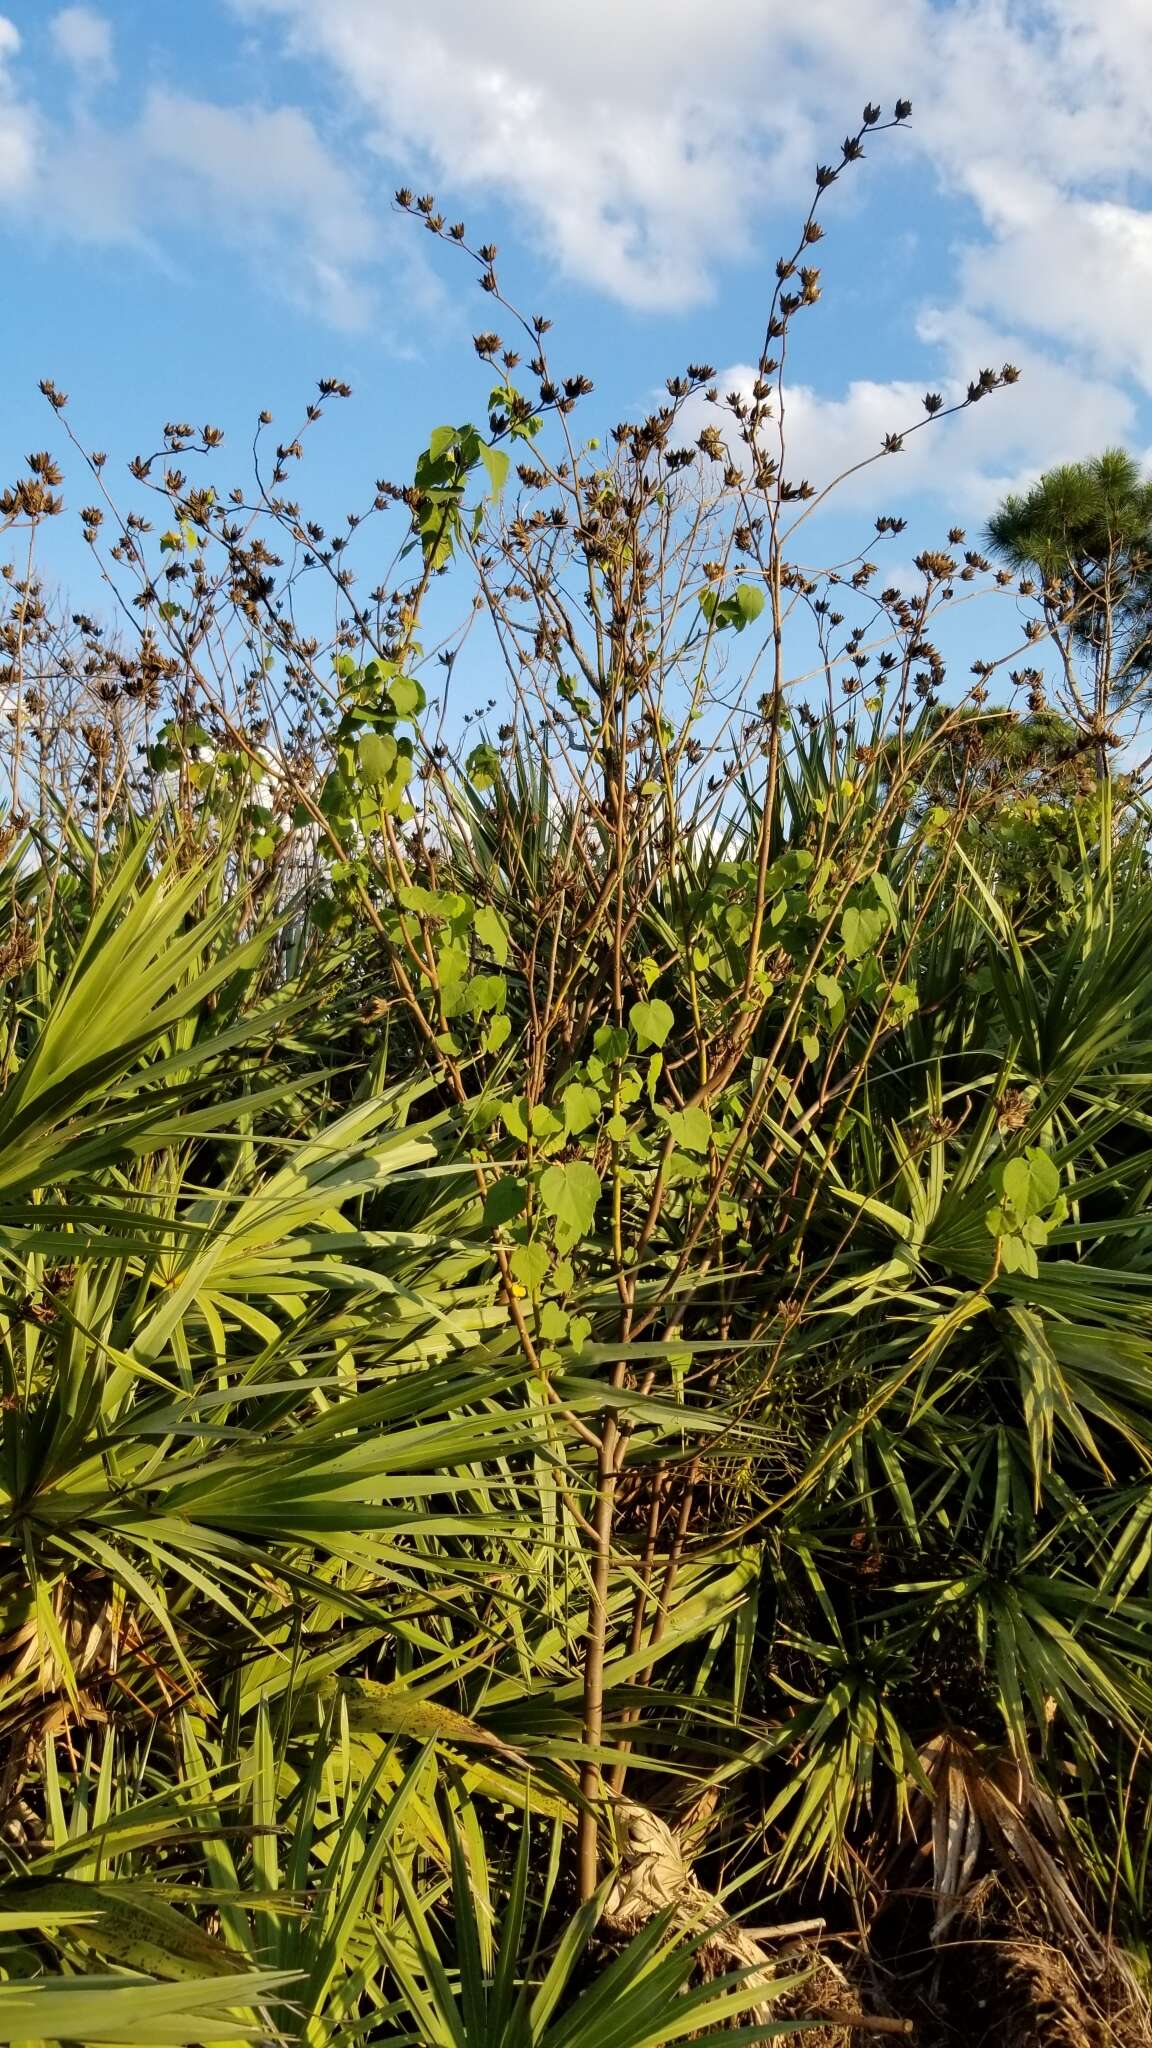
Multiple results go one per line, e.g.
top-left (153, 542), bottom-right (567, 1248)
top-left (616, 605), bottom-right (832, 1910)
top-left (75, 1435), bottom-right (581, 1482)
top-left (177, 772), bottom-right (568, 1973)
top-left (3, 0), bottom-right (1152, 687)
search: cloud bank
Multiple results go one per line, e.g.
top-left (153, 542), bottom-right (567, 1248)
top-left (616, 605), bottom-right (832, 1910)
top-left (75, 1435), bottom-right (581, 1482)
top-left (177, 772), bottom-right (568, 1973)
top-left (2, 1), bottom-right (1152, 494)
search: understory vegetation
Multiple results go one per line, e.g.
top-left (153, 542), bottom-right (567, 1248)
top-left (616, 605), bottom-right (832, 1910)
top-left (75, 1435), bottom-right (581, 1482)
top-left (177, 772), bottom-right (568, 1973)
top-left (3, 106), bottom-right (1152, 2045)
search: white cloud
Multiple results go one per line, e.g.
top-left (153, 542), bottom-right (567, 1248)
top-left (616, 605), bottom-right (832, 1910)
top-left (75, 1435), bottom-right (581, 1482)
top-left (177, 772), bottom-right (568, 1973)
top-left (0, 5), bottom-right (397, 329)
top-left (135, 92), bottom-right (379, 283)
top-left (2, 0), bottom-right (1152, 437)
top-left (50, 6), bottom-right (114, 85)
top-left (7, 82), bottom-right (389, 330)
top-left (229, 0), bottom-right (886, 308)
top-left (957, 183), bottom-right (1152, 393)
top-left (229, 0), bottom-right (1152, 399)
top-left (689, 312), bottom-right (1137, 546)
top-left (0, 16), bottom-right (37, 196)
